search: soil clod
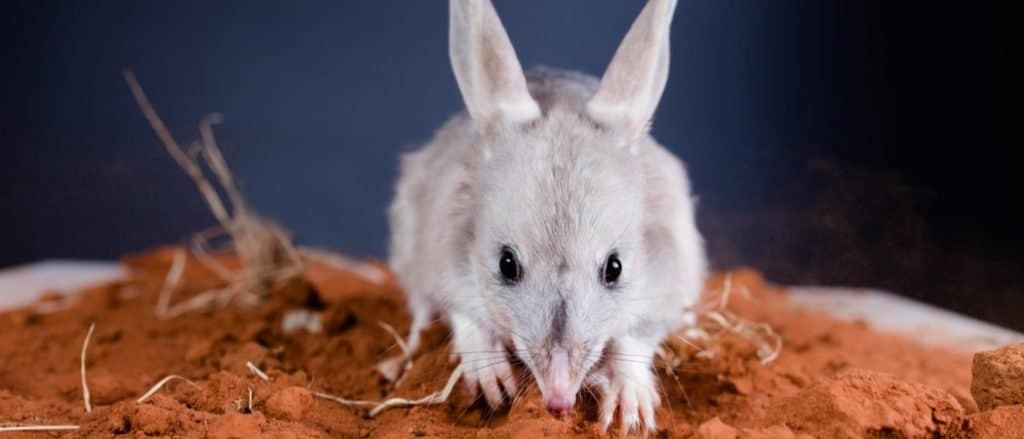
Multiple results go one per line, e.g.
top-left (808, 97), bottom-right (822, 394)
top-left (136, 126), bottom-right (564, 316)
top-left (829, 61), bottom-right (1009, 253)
top-left (972, 343), bottom-right (1024, 411)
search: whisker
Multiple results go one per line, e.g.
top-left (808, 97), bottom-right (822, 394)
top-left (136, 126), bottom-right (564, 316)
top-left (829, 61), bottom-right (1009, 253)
top-left (465, 359), bottom-right (516, 376)
top-left (508, 376), bottom-right (529, 409)
top-left (596, 358), bottom-right (653, 366)
top-left (598, 353), bottom-right (653, 359)
top-left (452, 349), bottom-right (531, 355)
top-left (654, 366), bottom-right (675, 428)
top-left (457, 356), bottom-right (517, 366)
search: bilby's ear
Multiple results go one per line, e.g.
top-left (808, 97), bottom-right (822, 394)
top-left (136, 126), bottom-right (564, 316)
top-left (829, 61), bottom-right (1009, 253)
top-left (450, 0), bottom-right (541, 136)
top-left (587, 0), bottom-right (677, 140)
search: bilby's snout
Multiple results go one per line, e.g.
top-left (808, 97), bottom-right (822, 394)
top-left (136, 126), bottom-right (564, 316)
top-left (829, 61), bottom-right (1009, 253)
top-left (543, 349), bottom-right (575, 415)
top-left (546, 395), bottom-right (572, 416)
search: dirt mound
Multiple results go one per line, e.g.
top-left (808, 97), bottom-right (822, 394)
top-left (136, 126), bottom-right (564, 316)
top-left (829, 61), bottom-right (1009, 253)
top-left (0, 247), bottom-right (1003, 437)
top-left (763, 369), bottom-right (963, 437)
top-left (952, 405), bottom-right (1024, 439)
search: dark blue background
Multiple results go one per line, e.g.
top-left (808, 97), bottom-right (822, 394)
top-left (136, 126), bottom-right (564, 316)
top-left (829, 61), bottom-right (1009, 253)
top-left (2, 2), bottom-right (1017, 327)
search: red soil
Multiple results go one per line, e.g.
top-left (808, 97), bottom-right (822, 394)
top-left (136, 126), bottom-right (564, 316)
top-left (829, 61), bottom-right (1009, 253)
top-left (0, 247), bottom-right (1017, 437)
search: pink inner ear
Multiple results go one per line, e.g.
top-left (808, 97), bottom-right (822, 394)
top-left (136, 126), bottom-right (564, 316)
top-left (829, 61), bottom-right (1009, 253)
top-left (586, 0), bottom-right (676, 138)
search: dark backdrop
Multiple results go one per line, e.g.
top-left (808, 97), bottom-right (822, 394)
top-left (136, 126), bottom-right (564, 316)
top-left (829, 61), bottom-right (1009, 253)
top-left (2, 1), bottom-right (1019, 329)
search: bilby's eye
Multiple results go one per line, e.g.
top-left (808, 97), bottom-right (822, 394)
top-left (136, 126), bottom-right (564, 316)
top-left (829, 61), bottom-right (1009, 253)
top-left (499, 247), bottom-right (521, 285)
top-left (603, 253), bottom-right (622, 287)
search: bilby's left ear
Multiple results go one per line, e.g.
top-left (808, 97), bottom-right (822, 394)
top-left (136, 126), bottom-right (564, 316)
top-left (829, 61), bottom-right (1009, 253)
top-left (586, 0), bottom-right (677, 140)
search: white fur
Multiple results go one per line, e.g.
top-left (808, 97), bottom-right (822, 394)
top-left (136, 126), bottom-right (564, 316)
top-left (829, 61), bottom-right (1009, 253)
top-left (386, 0), bottom-right (705, 432)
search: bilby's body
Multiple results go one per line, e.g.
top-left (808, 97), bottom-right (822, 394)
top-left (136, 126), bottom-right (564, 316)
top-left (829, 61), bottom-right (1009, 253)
top-left (385, 0), bottom-right (706, 432)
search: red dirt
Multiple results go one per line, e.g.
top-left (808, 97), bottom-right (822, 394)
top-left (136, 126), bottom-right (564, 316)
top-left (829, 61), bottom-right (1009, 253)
top-left (0, 246), bottom-right (1017, 437)
top-left (952, 405), bottom-right (1024, 439)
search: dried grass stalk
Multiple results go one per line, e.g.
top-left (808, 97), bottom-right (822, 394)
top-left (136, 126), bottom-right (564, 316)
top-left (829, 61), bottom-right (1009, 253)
top-left (155, 249), bottom-right (186, 317)
top-left (124, 70), bottom-right (305, 319)
top-left (377, 321), bottom-right (411, 358)
top-left (376, 321), bottom-right (415, 384)
top-left (0, 425), bottom-right (80, 432)
top-left (368, 363), bottom-right (464, 417)
top-left (80, 322), bottom-right (95, 413)
top-left (246, 361), bottom-right (271, 382)
top-left (665, 274), bottom-right (784, 366)
top-left (137, 375), bottom-right (200, 403)
top-left (312, 364), bottom-right (465, 418)
top-left (311, 391), bottom-right (379, 408)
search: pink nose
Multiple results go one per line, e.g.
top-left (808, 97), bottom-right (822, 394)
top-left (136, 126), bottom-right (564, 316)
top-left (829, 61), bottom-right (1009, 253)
top-left (545, 396), bottom-right (572, 416)
top-left (545, 349), bottom-right (573, 415)
top-left (540, 349), bottom-right (573, 413)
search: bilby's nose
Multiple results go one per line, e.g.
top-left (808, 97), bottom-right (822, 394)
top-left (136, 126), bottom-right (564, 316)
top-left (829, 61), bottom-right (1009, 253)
top-left (544, 349), bottom-right (574, 416)
top-left (546, 395), bottom-right (572, 415)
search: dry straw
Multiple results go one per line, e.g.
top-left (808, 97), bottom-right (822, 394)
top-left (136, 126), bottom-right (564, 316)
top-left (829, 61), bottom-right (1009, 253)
top-left (312, 364), bottom-right (466, 418)
top-left (661, 274), bottom-right (784, 368)
top-left (137, 375), bottom-right (201, 403)
top-left (124, 71), bottom-right (386, 319)
top-left (124, 70), bottom-right (305, 319)
top-left (246, 361), bottom-right (272, 382)
top-left (80, 322), bottom-right (95, 413)
top-left (0, 425), bottom-right (81, 432)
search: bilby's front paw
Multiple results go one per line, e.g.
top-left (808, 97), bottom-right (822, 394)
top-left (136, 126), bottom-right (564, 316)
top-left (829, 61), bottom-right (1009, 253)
top-left (586, 359), bottom-right (660, 433)
top-left (450, 314), bottom-right (518, 409)
top-left (457, 343), bottom-right (518, 409)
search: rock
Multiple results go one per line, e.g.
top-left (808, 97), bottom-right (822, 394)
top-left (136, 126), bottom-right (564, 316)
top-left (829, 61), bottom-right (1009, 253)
top-left (263, 386), bottom-right (314, 421)
top-left (972, 343), bottom-right (1024, 411)
top-left (694, 417), bottom-right (738, 439)
top-left (767, 368), bottom-right (963, 438)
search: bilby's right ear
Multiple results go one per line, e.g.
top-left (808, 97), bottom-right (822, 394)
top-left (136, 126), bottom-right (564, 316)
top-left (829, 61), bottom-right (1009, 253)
top-left (450, 0), bottom-right (540, 135)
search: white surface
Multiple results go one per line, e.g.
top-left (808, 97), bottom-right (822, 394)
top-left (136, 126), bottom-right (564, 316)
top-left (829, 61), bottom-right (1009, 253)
top-left (0, 260), bottom-right (125, 310)
top-left (789, 286), bottom-right (1024, 352)
top-left (0, 260), bottom-right (1020, 352)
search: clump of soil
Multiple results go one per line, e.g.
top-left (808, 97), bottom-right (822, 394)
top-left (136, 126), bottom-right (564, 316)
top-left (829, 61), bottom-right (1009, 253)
top-left (0, 247), bottom-right (1016, 437)
top-left (972, 343), bottom-right (1024, 411)
top-left (759, 369), bottom-right (963, 437)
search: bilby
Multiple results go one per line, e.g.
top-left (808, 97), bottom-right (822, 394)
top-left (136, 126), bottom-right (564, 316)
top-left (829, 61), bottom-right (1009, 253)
top-left (384, 0), bottom-right (706, 432)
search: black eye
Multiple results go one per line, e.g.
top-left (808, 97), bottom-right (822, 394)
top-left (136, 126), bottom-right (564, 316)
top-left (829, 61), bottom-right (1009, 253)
top-left (603, 253), bottom-right (622, 286)
top-left (499, 247), bottom-right (521, 284)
